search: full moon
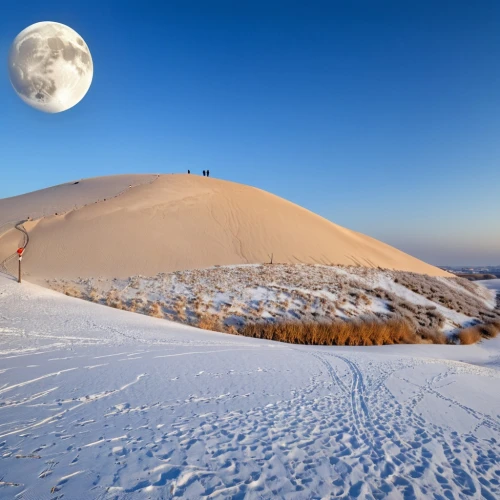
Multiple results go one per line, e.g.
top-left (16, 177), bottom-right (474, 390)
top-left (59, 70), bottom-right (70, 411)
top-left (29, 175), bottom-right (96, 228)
top-left (8, 22), bottom-right (93, 113)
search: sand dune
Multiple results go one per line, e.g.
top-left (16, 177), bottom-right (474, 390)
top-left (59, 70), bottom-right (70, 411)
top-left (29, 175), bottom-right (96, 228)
top-left (0, 174), bottom-right (450, 280)
top-left (0, 174), bottom-right (157, 229)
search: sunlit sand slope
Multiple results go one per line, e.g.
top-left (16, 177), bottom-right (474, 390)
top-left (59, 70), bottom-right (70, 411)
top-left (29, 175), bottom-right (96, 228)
top-left (0, 174), bottom-right (450, 279)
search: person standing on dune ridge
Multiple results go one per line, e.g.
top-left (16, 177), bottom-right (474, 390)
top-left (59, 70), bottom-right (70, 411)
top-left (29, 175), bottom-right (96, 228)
top-left (207, 170), bottom-right (210, 177)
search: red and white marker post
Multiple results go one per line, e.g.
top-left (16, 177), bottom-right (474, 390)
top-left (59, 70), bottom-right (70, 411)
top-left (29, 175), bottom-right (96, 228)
top-left (17, 248), bottom-right (24, 283)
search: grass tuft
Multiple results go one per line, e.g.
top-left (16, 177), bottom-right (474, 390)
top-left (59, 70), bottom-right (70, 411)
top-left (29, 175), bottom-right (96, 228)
top-left (148, 302), bottom-right (164, 318)
top-left (455, 321), bottom-right (500, 345)
top-left (198, 314), bottom-right (222, 332)
top-left (456, 327), bottom-right (482, 345)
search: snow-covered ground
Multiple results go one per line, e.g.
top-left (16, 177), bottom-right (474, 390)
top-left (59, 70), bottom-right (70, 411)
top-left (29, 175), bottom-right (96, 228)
top-left (1, 276), bottom-right (500, 499)
top-left (49, 264), bottom-right (499, 339)
top-left (479, 279), bottom-right (500, 306)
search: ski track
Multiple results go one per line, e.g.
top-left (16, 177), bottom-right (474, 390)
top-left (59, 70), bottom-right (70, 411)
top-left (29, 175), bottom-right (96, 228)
top-left (1, 279), bottom-right (500, 498)
top-left (1, 346), bottom-right (499, 499)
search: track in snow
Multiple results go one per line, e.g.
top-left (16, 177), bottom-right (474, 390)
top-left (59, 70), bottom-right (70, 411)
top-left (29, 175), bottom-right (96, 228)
top-left (1, 345), bottom-right (499, 499)
top-left (0, 277), bottom-right (500, 499)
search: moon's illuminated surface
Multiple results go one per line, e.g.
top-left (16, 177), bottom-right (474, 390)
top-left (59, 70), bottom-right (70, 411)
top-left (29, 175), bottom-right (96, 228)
top-left (8, 22), bottom-right (93, 113)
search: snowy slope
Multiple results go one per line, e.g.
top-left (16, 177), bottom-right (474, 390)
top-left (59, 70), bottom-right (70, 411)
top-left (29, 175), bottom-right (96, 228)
top-left (50, 264), bottom-right (498, 338)
top-left (1, 276), bottom-right (500, 499)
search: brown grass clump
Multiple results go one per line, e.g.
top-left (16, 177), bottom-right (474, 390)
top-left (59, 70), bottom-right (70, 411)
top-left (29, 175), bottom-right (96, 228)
top-left (198, 314), bottom-right (222, 332)
top-left (355, 293), bottom-right (371, 307)
top-left (148, 301), bottom-right (164, 318)
top-left (128, 297), bottom-right (146, 314)
top-left (255, 301), bottom-right (265, 315)
top-left (239, 318), bottom-right (423, 346)
top-left (173, 297), bottom-right (187, 321)
top-left (488, 319), bottom-right (500, 331)
top-left (456, 326), bottom-right (483, 345)
top-left (87, 288), bottom-right (100, 302)
top-left (64, 286), bottom-right (82, 298)
top-left (106, 290), bottom-right (124, 309)
top-left (479, 322), bottom-right (500, 339)
top-left (105, 290), bottom-right (116, 304)
top-left (455, 320), bottom-right (500, 345)
top-left (455, 321), bottom-right (500, 345)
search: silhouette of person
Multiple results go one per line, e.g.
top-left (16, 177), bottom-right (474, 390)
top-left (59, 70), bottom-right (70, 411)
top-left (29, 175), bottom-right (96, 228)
top-left (203, 170), bottom-right (206, 176)
top-left (188, 169), bottom-right (190, 174)
top-left (207, 170), bottom-right (210, 177)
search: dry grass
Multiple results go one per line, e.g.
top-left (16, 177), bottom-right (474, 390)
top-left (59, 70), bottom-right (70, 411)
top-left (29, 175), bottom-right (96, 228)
top-left (392, 272), bottom-right (498, 322)
top-left (376, 288), bottom-right (446, 330)
top-left (456, 327), bottom-right (483, 345)
top-left (49, 264), bottom-right (499, 347)
top-left (487, 319), bottom-right (500, 331)
top-left (455, 321), bottom-right (500, 345)
top-left (105, 290), bottom-right (124, 309)
top-left (148, 302), bottom-right (164, 318)
top-left (63, 286), bottom-right (82, 298)
top-left (198, 314), bottom-right (222, 332)
top-left (128, 297), bottom-right (146, 314)
top-left (238, 318), bottom-right (433, 346)
top-left (417, 328), bottom-right (448, 344)
top-left (356, 293), bottom-right (371, 307)
top-left (87, 288), bottom-right (100, 302)
top-left (173, 297), bottom-right (187, 321)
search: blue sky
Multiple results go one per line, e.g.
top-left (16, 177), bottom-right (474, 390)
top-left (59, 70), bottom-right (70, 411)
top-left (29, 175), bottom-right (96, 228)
top-left (1, 1), bottom-right (499, 266)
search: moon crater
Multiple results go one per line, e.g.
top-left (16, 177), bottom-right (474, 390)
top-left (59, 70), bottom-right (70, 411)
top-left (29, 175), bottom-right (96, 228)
top-left (8, 22), bottom-right (93, 113)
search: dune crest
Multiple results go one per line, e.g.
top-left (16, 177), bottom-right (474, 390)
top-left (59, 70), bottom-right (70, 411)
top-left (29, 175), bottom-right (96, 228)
top-left (0, 174), bottom-right (450, 279)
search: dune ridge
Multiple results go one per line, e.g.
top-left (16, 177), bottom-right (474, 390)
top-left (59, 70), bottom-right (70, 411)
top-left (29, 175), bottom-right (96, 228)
top-left (0, 174), bottom-right (451, 280)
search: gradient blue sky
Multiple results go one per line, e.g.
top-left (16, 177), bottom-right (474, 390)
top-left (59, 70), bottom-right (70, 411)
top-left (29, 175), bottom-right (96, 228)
top-left (1, 1), bottom-right (499, 266)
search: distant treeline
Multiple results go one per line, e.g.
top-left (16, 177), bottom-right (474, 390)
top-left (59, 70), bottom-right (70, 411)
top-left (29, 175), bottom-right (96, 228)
top-left (455, 273), bottom-right (499, 281)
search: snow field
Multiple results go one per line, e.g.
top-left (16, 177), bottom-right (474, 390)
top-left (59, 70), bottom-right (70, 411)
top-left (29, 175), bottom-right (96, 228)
top-left (1, 276), bottom-right (500, 498)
